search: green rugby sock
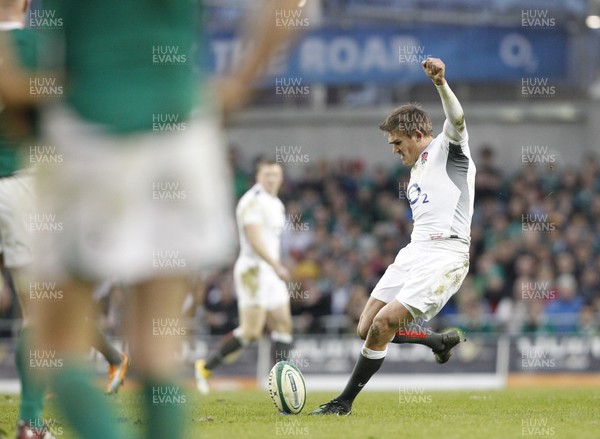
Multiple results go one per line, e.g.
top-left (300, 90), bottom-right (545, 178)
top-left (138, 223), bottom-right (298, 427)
top-left (52, 363), bottom-right (128, 439)
top-left (143, 379), bottom-right (185, 439)
top-left (16, 327), bottom-right (45, 426)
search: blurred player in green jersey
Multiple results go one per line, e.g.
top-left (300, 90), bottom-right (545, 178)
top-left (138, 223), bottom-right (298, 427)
top-left (0, 2), bottom-right (130, 437)
top-left (1, 1), bottom-right (300, 438)
top-left (0, 2), bottom-right (53, 436)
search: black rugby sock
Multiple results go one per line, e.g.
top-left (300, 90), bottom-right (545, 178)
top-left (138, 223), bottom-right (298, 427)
top-left (337, 348), bottom-right (386, 406)
top-left (390, 326), bottom-right (444, 351)
top-left (205, 331), bottom-right (244, 371)
top-left (272, 341), bottom-right (294, 364)
top-left (87, 319), bottom-right (123, 366)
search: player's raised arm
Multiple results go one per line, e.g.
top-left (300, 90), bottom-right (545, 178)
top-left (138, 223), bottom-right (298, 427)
top-left (422, 58), bottom-right (466, 144)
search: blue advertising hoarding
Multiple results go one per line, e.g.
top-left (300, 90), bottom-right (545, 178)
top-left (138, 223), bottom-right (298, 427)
top-left (205, 25), bottom-right (567, 85)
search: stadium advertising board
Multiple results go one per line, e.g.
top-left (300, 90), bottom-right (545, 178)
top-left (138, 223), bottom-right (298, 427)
top-left (206, 26), bottom-right (567, 85)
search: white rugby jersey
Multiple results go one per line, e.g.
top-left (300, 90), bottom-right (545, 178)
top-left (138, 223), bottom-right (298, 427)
top-left (236, 183), bottom-right (285, 262)
top-left (405, 122), bottom-right (476, 248)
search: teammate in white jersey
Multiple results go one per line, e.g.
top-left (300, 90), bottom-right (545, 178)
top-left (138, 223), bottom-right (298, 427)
top-left (195, 160), bottom-right (293, 395)
top-left (311, 58), bottom-right (476, 415)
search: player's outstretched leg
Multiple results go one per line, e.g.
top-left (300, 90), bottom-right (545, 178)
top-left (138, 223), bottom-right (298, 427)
top-left (390, 326), bottom-right (466, 364)
top-left (86, 318), bottom-right (130, 394)
top-left (309, 301), bottom-right (409, 415)
top-left (195, 328), bottom-right (247, 395)
top-left (196, 307), bottom-right (265, 394)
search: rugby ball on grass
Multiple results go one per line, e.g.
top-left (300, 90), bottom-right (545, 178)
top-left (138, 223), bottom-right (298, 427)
top-left (268, 361), bottom-right (306, 414)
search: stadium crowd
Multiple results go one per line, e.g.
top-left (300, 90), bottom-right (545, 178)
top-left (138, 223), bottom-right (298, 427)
top-left (1, 147), bottom-right (598, 339)
top-left (199, 146), bottom-right (600, 337)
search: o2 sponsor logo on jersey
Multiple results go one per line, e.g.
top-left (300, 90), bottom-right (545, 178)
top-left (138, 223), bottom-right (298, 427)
top-left (406, 183), bottom-right (429, 205)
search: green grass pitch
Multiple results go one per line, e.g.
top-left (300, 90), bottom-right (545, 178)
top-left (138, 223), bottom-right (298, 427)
top-left (0, 388), bottom-right (599, 438)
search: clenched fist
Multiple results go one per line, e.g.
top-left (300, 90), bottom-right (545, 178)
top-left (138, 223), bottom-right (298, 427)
top-left (422, 58), bottom-right (446, 86)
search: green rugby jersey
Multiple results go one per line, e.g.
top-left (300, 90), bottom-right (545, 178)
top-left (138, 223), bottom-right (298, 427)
top-left (0, 27), bottom-right (39, 177)
top-left (45, 0), bottom-right (204, 134)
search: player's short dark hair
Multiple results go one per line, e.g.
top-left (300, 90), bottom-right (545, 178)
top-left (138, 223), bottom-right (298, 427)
top-left (379, 104), bottom-right (432, 137)
top-left (254, 157), bottom-right (281, 174)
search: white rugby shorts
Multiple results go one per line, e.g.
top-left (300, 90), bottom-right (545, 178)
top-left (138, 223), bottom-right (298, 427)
top-left (0, 171), bottom-right (34, 268)
top-left (33, 105), bottom-right (236, 283)
top-left (234, 257), bottom-right (289, 310)
top-left (371, 240), bottom-right (469, 321)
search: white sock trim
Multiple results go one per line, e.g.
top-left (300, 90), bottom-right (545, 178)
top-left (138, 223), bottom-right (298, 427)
top-left (271, 331), bottom-right (293, 344)
top-left (232, 327), bottom-right (250, 346)
top-left (361, 344), bottom-right (387, 360)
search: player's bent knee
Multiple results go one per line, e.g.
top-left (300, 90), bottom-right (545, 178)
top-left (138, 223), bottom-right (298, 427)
top-left (357, 323), bottom-right (368, 340)
top-left (370, 315), bottom-right (396, 339)
top-left (357, 313), bottom-right (372, 340)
